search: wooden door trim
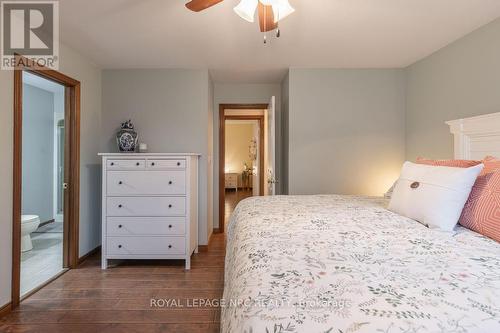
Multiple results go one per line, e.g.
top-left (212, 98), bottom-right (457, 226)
top-left (218, 104), bottom-right (268, 233)
top-left (12, 55), bottom-right (80, 308)
top-left (12, 66), bottom-right (22, 309)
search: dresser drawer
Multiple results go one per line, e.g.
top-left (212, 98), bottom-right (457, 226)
top-left (107, 171), bottom-right (186, 196)
top-left (225, 179), bottom-right (237, 186)
top-left (107, 197), bottom-right (186, 216)
top-left (107, 217), bottom-right (186, 236)
top-left (225, 173), bottom-right (238, 188)
top-left (147, 159), bottom-right (186, 170)
top-left (106, 236), bottom-right (186, 255)
top-left (225, 173), bottom-right (237, 181)
top-left (107, 159), bottom-right (146, 170)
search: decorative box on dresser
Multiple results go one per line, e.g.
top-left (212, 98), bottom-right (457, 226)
top-left (99, 153), bottom-right (200, 270)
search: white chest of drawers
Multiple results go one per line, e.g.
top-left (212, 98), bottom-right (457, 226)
top-left (225, 173), bottom-right (238, 191)
top-left (99, 153), bottom-right (200, 270)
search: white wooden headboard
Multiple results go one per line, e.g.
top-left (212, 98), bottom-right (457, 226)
top-left (447, 112), bottom-right (500, 160)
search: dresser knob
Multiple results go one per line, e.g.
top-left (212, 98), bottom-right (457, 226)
top-left (136, 162), bottom-right (140, 166)
top-left (168, 181), bottom-right (173, 185)
top-left (110, 162), bottom-right (114, 166)
top-left (118, 204), bottom-right (122, 208)
top-left (118, 224), bottom-right (122, 228)
top-left (118, 181), bottom-right (123, 185)
top-left (168, 204), bottom-right (172, 208)
top-left (168, 225), bottom-right (172, 228)
top-left (151, 162), bottom-right (155, 166)
top-left (168, 245), bottom-right (172, 249)
top-left (177, 162), bottom-right (181, 166)
top-left (118, 245), bottom-right (122, 248)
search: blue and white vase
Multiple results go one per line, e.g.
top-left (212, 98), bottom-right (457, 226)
top-left (116, 120), bottom-right (138, 152)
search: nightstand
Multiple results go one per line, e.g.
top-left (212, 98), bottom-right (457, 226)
top-left (225, 173), bottom-right (238, 191)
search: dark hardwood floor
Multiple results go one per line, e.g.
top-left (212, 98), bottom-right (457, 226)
top-left (0, 233), bottom-right (226, 333)
top-left (0, 190), bottom-right (255, 332)
top-left (224, 189), bottom-right (253, 227)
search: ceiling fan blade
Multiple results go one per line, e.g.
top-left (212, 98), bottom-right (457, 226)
top-left (258, 2), bottom-right (278, 32)
top-left (185, 0), bottom-right (224, 12)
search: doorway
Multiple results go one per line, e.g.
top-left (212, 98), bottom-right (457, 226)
top-left (12, 56), bottom-right (81, 307)
top-left (219, 104), bottom-right (268, 232)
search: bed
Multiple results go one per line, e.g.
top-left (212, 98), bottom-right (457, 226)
top-left (222, 113), bottom-right (500, 333)
top-left (222, 195), bottom-right (500, 333)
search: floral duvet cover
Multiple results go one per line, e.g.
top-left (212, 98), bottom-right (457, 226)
top-left (221, 195), bottom-right (500, 333)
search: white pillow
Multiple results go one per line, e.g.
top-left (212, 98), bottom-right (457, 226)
top-left (384, 181), bottom-right (397, 199)
top-left (388, 161), bottom-right (483, 231)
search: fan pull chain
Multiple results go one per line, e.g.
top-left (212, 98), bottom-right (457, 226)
top-left (263, 4), bottom-right (267, 44)
top-left (276, 8), bottom-right (280, 38)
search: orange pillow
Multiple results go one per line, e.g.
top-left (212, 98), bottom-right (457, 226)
top-left (459, 157), bottom-right (500, 242)
top-left (416, 157), bottom-right (482, 168)
top-left (416, 157), bottom-right (500, 242)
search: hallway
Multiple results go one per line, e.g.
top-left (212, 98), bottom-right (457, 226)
top-left (224, 189), bottom-right (253, 228)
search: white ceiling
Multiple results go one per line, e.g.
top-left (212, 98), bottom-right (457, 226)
top-left (59, 0), bottom-right (500, 83)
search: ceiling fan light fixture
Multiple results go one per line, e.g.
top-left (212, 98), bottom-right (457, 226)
top-left (258, 0), bottom-right (274, 4)
top-left (270, 0), bottom-right (295, 23)
top-left (234, 0), bottom-right (259, 23)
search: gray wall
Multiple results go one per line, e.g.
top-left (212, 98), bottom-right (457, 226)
top-left (0, 43), bottom-right (102, 308)
top-left (0, 65), bottom-right (14, 307)
top-left (213, 83), bottom-right (282, 228)
top-left (288, 69), bottom-right (406, 196)
top-left (101, 69), bottom-right (211, 244)
top-left (406, 18), bottom-right (500, 161)
top-left (281, 73), bottom-right (290, 194)
top-left (22, 84), bottom-right (54, 222)
top-left (61, 45), bottom-right (103, 258)
top-left (207, 76), bottom-right (214, 240)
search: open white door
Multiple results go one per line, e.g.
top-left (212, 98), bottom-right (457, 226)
top-left (252, 122), bottom-right (260, 196)
top-left (266, 96), bottom-right (276, 195)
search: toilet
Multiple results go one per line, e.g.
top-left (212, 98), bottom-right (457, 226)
top-left (21, 215), bottom-right (40, 252)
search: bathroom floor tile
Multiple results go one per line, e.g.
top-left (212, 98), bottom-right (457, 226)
top-left (21, 231), bottom-right (63, 296)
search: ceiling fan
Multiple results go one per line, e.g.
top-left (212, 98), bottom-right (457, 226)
top-left (185, 0), bottom-right (295, 42)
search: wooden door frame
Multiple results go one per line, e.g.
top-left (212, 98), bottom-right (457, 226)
top-left (12, 55), bottom-right (81, 308)
top-left (218, 104), bottom-right (268, 233)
